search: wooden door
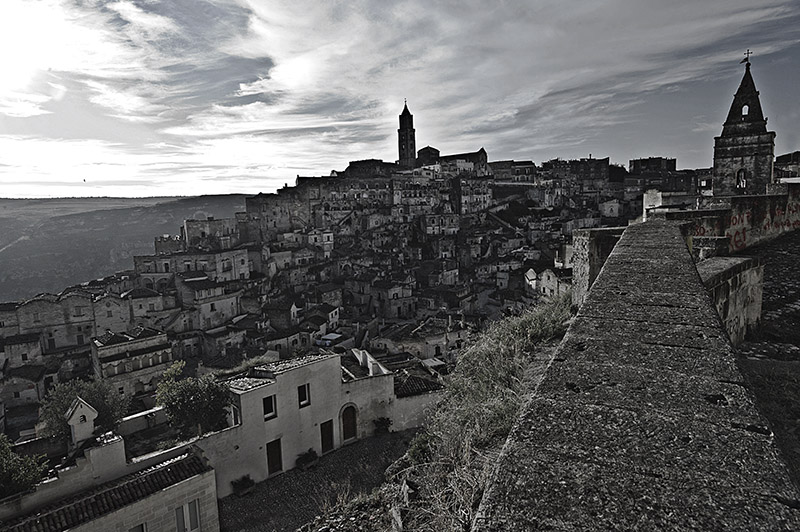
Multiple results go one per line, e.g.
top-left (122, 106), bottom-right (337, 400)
top-left (321, 419), bottom-right (334, 453)
top-left (266, 438), bottom-right (282, 475)
top-left (342, 406), bottom-right (357, 442)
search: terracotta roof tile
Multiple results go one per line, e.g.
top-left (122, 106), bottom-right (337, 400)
top-left (1, 453), bottom-right (210, 532)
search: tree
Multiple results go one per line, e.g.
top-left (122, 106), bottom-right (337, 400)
top-left (0, 434), bottom-right (48, 499)
top-left (40, 380), bottom-right (130, 441)
top-left (156, 361), bottom-right (231, 438)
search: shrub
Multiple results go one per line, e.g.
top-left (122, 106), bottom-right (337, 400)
top-left (156, 361), bottom-right (231, 438)
top-left (373, 417), bottom-right (393, 435)
top-left (0, 435), bottom-right (48, 499)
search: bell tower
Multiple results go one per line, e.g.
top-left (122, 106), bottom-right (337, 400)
top-left (398, 100), bottom-right (416, 168)
top-left (712, 51), bottom-right (776, 195)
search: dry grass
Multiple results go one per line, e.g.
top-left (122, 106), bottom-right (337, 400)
top-left (309, 292), bottom-right (573, 531)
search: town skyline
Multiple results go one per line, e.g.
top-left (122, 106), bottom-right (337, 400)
top-left (1, 0), bottom-right (799, 198)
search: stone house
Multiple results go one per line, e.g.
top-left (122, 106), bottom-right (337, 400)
top-left (539, 267), bottom-right (572, 298)
top-left (91, 327), bottom-right (174, 399)
top-left (16, 291), bottom-right (95, 354)
top-left (371, 280), bottom-right (415, 319)
top-left (92, 292), bottom-right (134, 332)
top-left (306, 303), bottom-right (340, 330)
top-left (175, 276), bottom-right (241, 330)
top-left (212, 352), bottom-right (435, 496)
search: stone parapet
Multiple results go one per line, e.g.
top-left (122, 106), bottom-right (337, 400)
top-left (474, 220), bottom-right (800, 530)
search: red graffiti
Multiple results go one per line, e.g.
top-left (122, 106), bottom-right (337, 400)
top-left (729, 227), bottom-right (747, 250)
top-left (729, 211), bottom-right (752, 227)
top-left (695, 225), bottom-right (706, 236)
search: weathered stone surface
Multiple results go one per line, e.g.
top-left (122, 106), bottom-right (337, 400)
top-left (474, 220), bottom-right (800, 530)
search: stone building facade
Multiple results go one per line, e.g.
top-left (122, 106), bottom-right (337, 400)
top-left (91, 327), bottom-right (174, 399)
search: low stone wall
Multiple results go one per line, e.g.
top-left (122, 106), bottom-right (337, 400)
top-left (474, 220), bottom-right (800, 530)
top-left (571, 226), bottom-right (625, 309)
top-left (697, 256), bottom-right (763, 346)
top-left (117, 406), bottom-right (169, 436)
top-left (664, 183), bottom-right (800, 256)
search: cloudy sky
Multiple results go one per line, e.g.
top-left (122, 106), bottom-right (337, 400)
top-left (1, 0), bottom-right (799, 198)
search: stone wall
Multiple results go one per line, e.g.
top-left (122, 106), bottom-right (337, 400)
top-left (392, 390), bottom-right (441, 431)
top-left (474, 220), bottom-right (800, 530)
top-left (664, 183), bottom-right (800, 256)
top-left (571, 227), bottom-right (625, 309)
top-left (696, 256), bottom-right (763, 346)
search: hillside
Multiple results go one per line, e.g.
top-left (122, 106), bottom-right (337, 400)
top-left (0, 195), bottom-right (247, 301)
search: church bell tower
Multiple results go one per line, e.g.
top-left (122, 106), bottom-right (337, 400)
top-left (712, 51), bottom-right (776, 195)
top-left (398, 101), bottom-right (416, 168)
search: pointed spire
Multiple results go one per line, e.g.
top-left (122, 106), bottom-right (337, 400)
top-left (722, 54), bottom-right (767, 135)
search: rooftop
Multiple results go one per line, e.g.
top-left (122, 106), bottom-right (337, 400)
top-left (228, 375), bottom-right (273, 392)
top-left (255, 353), bottom-right (336, 375)
top-left (1, 453), bottom-right (210, 532)
top-left (94, 326), bottom-right (162, 347)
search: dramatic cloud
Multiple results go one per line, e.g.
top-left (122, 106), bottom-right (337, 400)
top-left (1, 0), bottom-right (799, 197)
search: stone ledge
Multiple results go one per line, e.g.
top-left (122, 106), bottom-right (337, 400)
top-left (474, 220), bottom-right (800, 530)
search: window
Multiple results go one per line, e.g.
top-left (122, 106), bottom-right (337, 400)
top-left (79, 414), bottom-right (87, 423)
top-left (106, 310), bottom-right (113, 317)
top-left (33, 312), bottom-right (40, 322)
top-left (118, 386), bottom-right (125, 396)
top-left (74, 306), bottom-right (84, 317)
top-left (21, 353), bottom-right (28, 361)
top-left (210, 303), bottom-right (216, 311)
top-left (77, 334), bottom-right (84, 345)
top-left (128, 524), bottom-right (146, 532)
top-left (742, 104), bottom-right (749, 117)
top-left (175, 499), bottom-right (200, 531)
top-left (148, 303), bottom-right (155, 311)
top-left (263, 395), bottom-right (277, 420)
top-left (298, 383), bottom-right (311, 408)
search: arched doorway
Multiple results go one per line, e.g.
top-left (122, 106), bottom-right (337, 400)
top-left (341, 405), bottom-right (357, 443)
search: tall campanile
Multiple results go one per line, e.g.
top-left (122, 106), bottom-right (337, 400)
top-left (713, 53), bottom-right (776, 195)
top-left (398, 101), bottom-right (416, 168)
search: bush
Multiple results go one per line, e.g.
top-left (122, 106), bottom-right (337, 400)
top-left (231, 474), bottom-right (255, 496)
top-left (296, 448), bottom-right (319, 470)
top-left (156, 361), bottom-right (231, 438)
top-left (0, 435), bottom-right (48, 499)
top-left (373, 417), bottom-right (393, 435)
